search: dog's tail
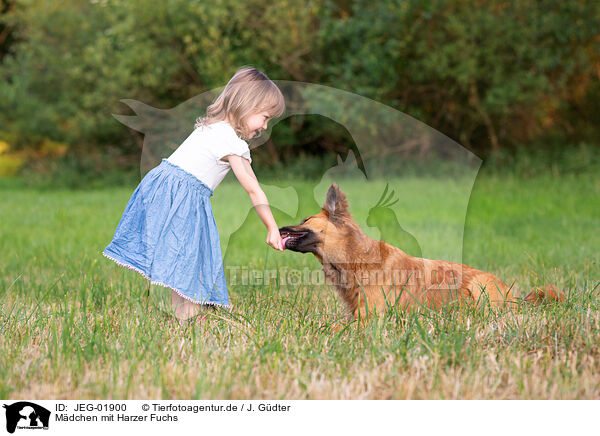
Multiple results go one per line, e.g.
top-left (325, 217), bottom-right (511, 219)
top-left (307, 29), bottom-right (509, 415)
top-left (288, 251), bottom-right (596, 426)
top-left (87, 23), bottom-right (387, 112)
top-left (523, 284), bottom-right (566, 304)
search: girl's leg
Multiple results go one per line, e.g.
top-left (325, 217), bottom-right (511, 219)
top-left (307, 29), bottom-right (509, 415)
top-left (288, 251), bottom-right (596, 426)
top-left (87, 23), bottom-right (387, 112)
top-left (170, 289), bottom-right (202, 320)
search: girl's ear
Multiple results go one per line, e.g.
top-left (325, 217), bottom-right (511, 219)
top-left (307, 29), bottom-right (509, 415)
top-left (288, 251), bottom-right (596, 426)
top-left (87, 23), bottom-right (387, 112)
top-left (322, 183), bottom-right (350, 224)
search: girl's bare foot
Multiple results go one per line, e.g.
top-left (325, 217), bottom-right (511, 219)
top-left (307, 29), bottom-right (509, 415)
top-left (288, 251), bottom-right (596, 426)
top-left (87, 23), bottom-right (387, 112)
top-left (170, 290), bottom-right (217, 326)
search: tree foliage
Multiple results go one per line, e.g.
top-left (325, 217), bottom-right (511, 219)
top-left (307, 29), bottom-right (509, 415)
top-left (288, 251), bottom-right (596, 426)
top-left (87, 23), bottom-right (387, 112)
top-left (315, 0), bottom-right (599, 154)
top-left (0, 0), bottom-right (597, 170)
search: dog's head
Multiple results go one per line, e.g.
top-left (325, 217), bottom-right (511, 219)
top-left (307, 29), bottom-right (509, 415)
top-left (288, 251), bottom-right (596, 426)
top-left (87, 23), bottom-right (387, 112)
top-left (279, 183), bottom-right (363, 262)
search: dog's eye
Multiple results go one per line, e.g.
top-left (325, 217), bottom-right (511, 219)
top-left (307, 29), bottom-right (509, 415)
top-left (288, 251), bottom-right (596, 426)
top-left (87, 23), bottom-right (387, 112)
top-left (301, 217), bottom-right (312, 225)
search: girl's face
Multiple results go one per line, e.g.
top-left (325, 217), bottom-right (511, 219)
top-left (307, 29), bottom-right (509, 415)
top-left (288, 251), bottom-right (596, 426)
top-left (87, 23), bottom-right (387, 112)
top-left (245, 111), bottom-right (271, 138)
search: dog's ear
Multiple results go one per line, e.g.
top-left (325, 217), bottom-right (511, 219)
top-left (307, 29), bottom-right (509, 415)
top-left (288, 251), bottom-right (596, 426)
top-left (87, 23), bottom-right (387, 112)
top-left (322, 183), bottom-right (351, 224)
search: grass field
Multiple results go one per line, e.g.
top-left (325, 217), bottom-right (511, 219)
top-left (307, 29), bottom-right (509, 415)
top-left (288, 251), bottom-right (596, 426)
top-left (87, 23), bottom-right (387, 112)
top-left (1, 170), bottom-right (599, 399)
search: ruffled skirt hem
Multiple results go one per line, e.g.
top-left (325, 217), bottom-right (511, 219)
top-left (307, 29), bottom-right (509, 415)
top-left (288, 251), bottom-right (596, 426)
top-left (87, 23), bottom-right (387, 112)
top-left (102, 250), bottom-right (231, 309)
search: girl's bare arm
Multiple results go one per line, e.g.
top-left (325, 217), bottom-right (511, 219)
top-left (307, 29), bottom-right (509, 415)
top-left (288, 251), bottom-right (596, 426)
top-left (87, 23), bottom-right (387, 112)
top-left (226, 154), bottom-right (283, 251)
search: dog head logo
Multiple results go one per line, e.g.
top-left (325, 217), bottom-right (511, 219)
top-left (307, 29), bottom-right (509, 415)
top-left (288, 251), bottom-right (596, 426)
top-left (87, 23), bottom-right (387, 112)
top-left (114, 80), bottom-right (481, 279)
top-left (3, 402), bottom-right (50, 434)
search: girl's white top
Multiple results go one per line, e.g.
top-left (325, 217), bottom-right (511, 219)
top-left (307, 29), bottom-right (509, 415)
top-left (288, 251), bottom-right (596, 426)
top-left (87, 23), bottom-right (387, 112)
top-left (166, 121), bottom-right (252, 191)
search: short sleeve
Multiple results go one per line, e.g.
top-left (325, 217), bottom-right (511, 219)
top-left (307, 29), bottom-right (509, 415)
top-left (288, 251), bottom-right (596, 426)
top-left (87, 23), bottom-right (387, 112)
top-left (212, 126), bottom-right (252, 164)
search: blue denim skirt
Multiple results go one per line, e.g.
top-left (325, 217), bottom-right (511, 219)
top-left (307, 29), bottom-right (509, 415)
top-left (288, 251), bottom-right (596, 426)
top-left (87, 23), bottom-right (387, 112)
top-left (102, 159), bottom-right (230, 308)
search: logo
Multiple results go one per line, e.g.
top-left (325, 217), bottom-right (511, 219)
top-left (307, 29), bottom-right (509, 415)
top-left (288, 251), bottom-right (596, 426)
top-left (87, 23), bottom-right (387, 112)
top-left (115, 80), bottom-right (481, 266)
top-left (3, 402), bottom-right (50, 434)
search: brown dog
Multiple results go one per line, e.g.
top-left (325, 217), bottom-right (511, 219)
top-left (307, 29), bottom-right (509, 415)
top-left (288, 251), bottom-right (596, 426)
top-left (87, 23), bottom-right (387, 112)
top-left (279, 184), bottom-right (564, 319)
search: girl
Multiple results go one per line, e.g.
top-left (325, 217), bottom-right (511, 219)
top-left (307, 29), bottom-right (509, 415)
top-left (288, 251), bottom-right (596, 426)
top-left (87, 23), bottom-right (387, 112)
top-left (102, 66), bottom-right (285, 323)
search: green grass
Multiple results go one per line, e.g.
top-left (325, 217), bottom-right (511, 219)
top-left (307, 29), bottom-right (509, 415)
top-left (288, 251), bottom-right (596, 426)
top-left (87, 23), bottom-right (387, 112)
top-left (0, 171), bottom-right (598, 399)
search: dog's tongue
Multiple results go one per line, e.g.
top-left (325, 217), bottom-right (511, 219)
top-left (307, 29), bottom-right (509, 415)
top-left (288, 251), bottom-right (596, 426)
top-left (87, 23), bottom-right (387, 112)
top-left (281, 236), bottom-right (291, 250)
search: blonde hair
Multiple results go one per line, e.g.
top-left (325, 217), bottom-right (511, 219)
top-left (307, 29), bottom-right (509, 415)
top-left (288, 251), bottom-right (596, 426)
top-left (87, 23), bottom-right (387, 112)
top-left (195, 66), bottom-right (286, 140)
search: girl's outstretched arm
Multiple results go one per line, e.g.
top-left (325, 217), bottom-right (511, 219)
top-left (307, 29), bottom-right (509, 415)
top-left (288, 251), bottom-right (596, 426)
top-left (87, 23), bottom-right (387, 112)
top-left (226, 154), bottom-right (283, 251)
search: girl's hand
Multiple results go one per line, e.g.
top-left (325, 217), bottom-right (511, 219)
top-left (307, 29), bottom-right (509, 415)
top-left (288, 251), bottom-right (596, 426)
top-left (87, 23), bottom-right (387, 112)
top-left (266, 228), bottom-right (284, 251)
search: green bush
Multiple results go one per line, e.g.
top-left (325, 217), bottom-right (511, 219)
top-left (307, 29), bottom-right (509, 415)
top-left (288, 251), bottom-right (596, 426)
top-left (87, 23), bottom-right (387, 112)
top-left (17, 151), bottom-right (140, 190)
top-left (0, 0), bottom-right (598, 179)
